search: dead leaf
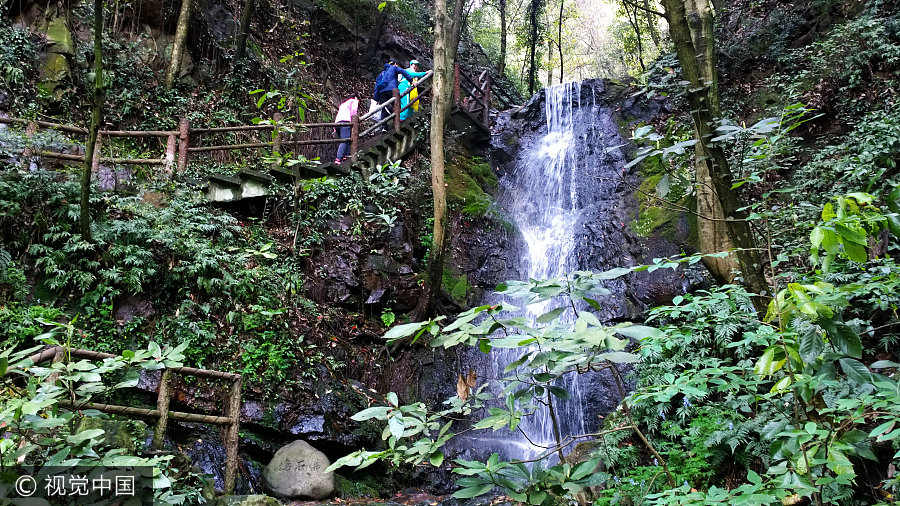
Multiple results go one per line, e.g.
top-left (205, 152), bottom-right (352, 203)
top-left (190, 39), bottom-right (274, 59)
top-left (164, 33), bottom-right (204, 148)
top-left (456, 374), bottom-right (469, 401)
top-left (466, 369), bottom-right (477, 388)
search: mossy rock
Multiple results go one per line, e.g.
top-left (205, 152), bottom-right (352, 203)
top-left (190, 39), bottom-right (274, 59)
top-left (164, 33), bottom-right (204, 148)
top-left (630, 171), bottom-right (697, 247)
top-left (44, 16), bottom-right (74, 54)
top-left (442, 268), bottom-right (469, 306)
top-left (446, 155), bottom-right (497, 217)
top-left (39, 52), bottom-right (70, 93)
top-left (334, 473), bottom-right (386, 498)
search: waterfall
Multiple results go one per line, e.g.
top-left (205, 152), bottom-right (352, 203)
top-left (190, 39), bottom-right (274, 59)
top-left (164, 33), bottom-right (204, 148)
top-left (501, 82), bottom-right (587, 456)
top-left (458, 82), bottom-right (599, 461)
top-left (449, 78), bottom-right (688, 464)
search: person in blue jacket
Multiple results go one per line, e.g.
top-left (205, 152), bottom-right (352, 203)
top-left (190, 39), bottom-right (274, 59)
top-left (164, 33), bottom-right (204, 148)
top-left (374, 60), bottom-right (427, 124)
top-left (398, 59), bottom-right (422, 121)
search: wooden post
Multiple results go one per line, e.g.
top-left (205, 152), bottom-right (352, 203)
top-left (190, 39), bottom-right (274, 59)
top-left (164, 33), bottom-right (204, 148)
top-left (164, 134), bottom-right (177, 175)
top-left (392, 89), bottom-right (401, 132)
top-left (223, 376), bottom-right (242, 495)
top-left (91, 133), bottom-right (103, 172)
top-left (152, 369), bottom-right (172, 450)
top-left (482, 76), bottom-right (491, 125)
top-left (46, 347), bottom-right (64, 384)
top-left (21, 121), bottom-right (37, 168)
top-left (177, 118), bottom-right (189, 174)
top-left (453, 64), bottom-right (461, 107)
top-left (271, 112), bottom-right (283, 168)
top-left (350, 113), bottom-right (359, 163)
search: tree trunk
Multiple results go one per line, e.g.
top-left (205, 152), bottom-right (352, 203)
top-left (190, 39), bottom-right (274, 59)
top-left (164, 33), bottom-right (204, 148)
top-left (623, 1), bottom-right (645, 72)
top-left (547, 38), bottom-right (553, 85)
top-left (165, 0), bottom-right (192, 88)
top-left (81, 0), bottom-right (105, 241)
top-left (498, 0), bottom-right (507, 75)
top-left (557, 0), bottom-right (564, 83)
top-left (644, 0), bottom-right (662, 49)
top-left (234, 0), bottom-right (255, 61)
top-left (426, 0), bottom-right (466, 315)
top-left (527, 0), bottom-right (539, 94)
top-left (661, 0), bottom-right (769, 313)
top-left (685, 0), bottom-right (733, 282)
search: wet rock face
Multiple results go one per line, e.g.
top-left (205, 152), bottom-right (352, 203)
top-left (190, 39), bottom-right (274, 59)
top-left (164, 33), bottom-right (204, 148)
top-left (451, 78), bottom-right (708, 446)
top-left (306, 217), bottom-right (424, 312)
top-left (480, 78), bottom-right (699, 317)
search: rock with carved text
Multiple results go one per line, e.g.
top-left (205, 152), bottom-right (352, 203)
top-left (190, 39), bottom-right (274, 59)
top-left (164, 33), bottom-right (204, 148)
top-left (263, 440), bottom-right (334, 499)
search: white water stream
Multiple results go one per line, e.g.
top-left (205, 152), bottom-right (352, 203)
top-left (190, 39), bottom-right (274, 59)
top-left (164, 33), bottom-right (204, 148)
top-left (480, 82), bottom-right (596, 460)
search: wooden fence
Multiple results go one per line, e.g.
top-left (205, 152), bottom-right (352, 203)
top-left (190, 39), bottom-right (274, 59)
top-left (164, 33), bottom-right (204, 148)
top-left (0, 65), bottom-right (509, 175)
top-left (26, 346), bottom-right (243, 495)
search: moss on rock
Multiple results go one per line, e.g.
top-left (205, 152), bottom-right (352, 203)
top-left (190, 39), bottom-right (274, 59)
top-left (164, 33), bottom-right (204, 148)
top-left (446, 155), bottom-right (498, 217)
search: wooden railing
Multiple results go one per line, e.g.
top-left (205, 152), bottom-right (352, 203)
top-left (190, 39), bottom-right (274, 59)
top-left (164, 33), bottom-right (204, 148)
top-left (0, 65), bottom-right (508, 175)
top-left (25, 346), bottom-right (243, 494)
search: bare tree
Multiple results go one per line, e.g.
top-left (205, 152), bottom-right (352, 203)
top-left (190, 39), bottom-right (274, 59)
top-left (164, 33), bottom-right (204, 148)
top-left (527, 0), bottom-right (541, 93)
top-left (557, 0), bottom-right (564, 83)
top-left (427, 0), bottom-right (467, 314)
top-left (81, 0), bottom-right (106, 241)
top-left (659, 0), bottom-right (769, 311)
top-left (234, 0), bottom-right (255, 61)
top-left (498, 0), bottom-right (507, 75)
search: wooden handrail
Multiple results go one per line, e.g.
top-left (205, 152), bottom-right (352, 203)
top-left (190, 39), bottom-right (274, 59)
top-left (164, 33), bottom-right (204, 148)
top-left (1, 63), bottom-right (512, 175)
top-left (23, 345), bottom-right (242, 493)
top-left (359, 71), bottom-right (434, 122)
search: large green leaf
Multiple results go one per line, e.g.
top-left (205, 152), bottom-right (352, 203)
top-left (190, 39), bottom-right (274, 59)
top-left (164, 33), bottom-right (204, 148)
top-left (798, 329), bottom-right (824, 362)
top-left (828, 323), bottom-right (862, 358)
top-left (351, 406), bottom-right (391, 421)
top-left (452, 483), bottom-right (493, 499)
top-left (383, 321), bottom-right (429, 342)
top-left (597, 351), bottom-right (640, 364)
top-left (536, 307), bottom-right (566, 323)
top-left (839, 358), bottom-right (872, 385)
top-left (613, 324), bottom-right (662, 340)
top-left (887, 185), bottom-right (900, 213)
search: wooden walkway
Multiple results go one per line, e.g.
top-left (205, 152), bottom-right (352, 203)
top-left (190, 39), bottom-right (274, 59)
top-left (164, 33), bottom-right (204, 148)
top-left (0, 64), bottom-right (517, 202)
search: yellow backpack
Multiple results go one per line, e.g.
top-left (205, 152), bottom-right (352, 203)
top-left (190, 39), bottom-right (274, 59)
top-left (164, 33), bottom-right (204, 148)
top-left (410, 79), bottom-right (419, 112)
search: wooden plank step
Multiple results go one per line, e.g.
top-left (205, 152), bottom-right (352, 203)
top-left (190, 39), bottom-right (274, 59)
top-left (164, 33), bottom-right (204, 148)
top-left (209, 174), bottom-right (242, 188)
top-left (239, 168), bottom-right (273, 183)
top-left (269, 165), bottom-right (328, 181)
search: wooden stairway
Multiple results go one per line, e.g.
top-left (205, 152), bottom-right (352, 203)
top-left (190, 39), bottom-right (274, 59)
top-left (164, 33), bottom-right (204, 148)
top-left (206, 118), bottom-right (422, 202)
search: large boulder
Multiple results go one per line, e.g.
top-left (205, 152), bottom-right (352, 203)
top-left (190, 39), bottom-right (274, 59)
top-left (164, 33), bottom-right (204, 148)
top-left (263, 440), bottom-right (334, 500)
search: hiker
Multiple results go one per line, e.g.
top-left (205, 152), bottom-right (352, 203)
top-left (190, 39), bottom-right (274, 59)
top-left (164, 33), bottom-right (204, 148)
top-left (333, 95), bottom-right (358, 164)
top-left (373, 60), bottom-right (427, 126)
top-left (398, 59), bottom-right (422, 122)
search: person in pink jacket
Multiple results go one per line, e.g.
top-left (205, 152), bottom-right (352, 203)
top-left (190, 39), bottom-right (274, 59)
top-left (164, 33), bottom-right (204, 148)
top-left (334, 96), bottom-right (359, 164)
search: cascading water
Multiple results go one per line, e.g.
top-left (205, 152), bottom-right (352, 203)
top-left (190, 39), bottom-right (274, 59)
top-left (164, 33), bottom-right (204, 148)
top-left (456, 82), bottom-right (600, 461)
top-left (497, 82), bottom-right (588, 457)
top-left (452, 79), bottom-right (690, 463)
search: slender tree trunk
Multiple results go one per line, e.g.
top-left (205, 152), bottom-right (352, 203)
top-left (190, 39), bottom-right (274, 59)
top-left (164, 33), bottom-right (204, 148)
top-left (661, 0), bottom-right (768, 313)
top-left (498, 0), bottom-right (507, 75)
top-left (81, 0), bottom-right (105, 241)
top-left (644, 0), bottom-right (662, 49)
top-left (527, 0), bottom-right (539, 94)
top-left (557, 0), bottom-right (564, 83)
top-left (427, 0), bottom-right (466, 315)
top-left (234, 0), bottom-right (255, 61)
top-left (685, 0), bottom-right (732, 282)
top-left (165, 0), bottom-right (192, 88)
top-left (546, 38), bottom-right (553, 85)
top-left (623, 1), bottom-right (645, 72)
